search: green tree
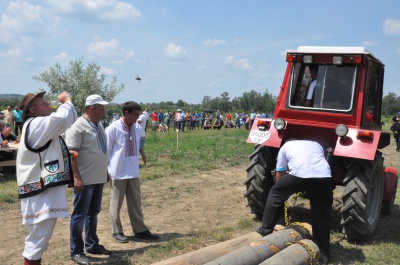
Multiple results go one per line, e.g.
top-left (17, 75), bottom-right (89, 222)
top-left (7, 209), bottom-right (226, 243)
top-left (382, 92), bottom-right (400, 116)
top-left (33, 59), bottom-right (124, 114)
top-left (219, 92), bottom-right (231, 112)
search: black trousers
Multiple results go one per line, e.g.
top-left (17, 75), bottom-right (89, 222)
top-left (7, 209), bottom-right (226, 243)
top-left (261, 174), bottom-right (333, 259)
top-left (14, 122), bottom-right (23, 136)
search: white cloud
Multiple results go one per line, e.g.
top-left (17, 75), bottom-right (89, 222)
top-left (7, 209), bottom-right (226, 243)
top-left (383, 18), bottom-right (400, 35)
top-left (224, 55), bottom-right (252, 70)
top-left (100, 65), bottom-right (115, 75)
top-left (52, 52), bottom-right (70, 61)
top-left (46, 0), bottom-right (141, 21)
top-left (202, 38), bottom-right (239, 47)
top-left (234, 59), bottom-right (252, 70)
top-left (87, 38), bottom-right (134, 63)
top-left (164, 43), bottom-right (189, 60)
top-left (207, 78), bottom-right (224, 88)
top-left (0, 1), bottom-right (46, 44)
top-left (363, 40), bottom-right (378, 46)
top-left (0, 48), bottom-right (22, 59)
top-left (224, 55), bottom-right (235, 64)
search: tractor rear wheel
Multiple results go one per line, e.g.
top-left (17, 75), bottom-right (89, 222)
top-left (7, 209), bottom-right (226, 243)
top-left (340, 152), bottom-right (384, 241)
top-left (244, 145), bottom-right (277, 219)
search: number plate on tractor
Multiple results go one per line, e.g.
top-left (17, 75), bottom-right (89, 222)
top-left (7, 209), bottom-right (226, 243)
top-left (249, 130), bottom-right (270, 144)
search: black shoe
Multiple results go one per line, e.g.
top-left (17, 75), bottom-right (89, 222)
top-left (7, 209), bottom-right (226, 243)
top-left (71, 253), bottom-right (91, 265)
top-left (86, 244), bottom-right (112, 255)
top-left (256, 226), bottom-right (272, 237)
top-left (134, 230), bottom-right (160, 240)
top-left (318, 253), bottom-right (330, 265)
top-left (113, 233), bottom-right (129, 243)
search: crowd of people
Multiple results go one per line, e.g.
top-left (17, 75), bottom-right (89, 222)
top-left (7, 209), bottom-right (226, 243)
top-left (126, 108), bottom-right (273, 133)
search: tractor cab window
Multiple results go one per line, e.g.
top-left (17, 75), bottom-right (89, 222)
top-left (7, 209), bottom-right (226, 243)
top-left (362, 60), bottom-right (383, 127)
top-left (289, 63), bottom-right (356, 112)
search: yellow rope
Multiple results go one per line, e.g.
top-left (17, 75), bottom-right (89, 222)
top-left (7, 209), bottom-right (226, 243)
top-left (284, 192), bottom-right (312, 235)
top-left (285, 241), bottom-right (316, 265)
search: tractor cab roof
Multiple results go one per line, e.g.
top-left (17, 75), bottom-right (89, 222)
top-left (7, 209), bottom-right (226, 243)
top-left (288, 46), bottom-right (383, 65)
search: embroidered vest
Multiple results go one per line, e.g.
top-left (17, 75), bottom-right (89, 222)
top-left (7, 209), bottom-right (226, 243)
top-left (16, 118), bottom-right (73, 198)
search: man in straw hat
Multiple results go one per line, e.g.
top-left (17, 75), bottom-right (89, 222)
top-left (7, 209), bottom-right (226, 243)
top-left (16, 91), bottom-right (77, 265)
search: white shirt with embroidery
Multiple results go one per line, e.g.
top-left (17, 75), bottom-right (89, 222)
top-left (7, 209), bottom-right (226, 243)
top-left (106, 119), bottom-right (140, 180)
top-left (20, 101), bottom-right (77, 225)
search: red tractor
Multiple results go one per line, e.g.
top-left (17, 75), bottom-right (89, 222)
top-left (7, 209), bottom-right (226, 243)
top-left (245, 46), bottom-right (398, 241)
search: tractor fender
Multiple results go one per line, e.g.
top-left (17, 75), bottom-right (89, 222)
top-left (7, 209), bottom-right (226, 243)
top-left (383, 167), bottom-right (398, 202)
top-left (334, 127), bottom-right (380, 161)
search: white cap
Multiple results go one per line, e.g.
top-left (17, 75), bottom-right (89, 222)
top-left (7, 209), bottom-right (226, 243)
top-left (85, 94), bottom-right (109, 106)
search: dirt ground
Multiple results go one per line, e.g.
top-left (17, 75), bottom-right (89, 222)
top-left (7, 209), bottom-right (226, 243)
top-left (1, 141), bottom-right (399, 265)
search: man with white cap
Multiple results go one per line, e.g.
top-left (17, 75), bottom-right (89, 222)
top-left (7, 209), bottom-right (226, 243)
top-left (17, 91), bottom-right (77, 265)
top-left (65, 94), bottom-right (112, 265)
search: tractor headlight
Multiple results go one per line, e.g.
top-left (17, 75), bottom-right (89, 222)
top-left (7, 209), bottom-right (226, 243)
top-left (335, 124), bottom-right (349, 137)
top-left (274, 118), bottom-right (286, 131)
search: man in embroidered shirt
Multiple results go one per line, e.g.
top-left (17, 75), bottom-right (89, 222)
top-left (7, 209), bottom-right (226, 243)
top-left (65, 94), bottom-right (112, 265)
top-left (256, 139), bottom-right (332, 265)
top-left (17, 91), bottom-right (77, 265)
top-left (106, 101), bottom-right (159, 244)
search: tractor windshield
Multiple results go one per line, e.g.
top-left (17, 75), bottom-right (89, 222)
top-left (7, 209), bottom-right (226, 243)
top-left (289, 63), bottom-right (356, 112)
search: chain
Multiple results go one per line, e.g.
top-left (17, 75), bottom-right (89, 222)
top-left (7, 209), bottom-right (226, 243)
top-left (285, 241), bottom-right (316, 265)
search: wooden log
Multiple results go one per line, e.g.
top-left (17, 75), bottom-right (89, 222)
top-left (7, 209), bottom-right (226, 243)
top-left (152, 232), bottom-right (262, 265)
top-left (204, 224), bottom-right (311, 265)
top-left (260, 239), bottom-right (320, 265)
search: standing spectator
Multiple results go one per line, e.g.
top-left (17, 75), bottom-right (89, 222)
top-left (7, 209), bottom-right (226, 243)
top-left (390, 112), bottom-right (400, 152)
top-left (250, 110), bottom-right (256, 128)
top-left (261, 112), bottom-right (267, 118)
top-left (151, 109), bottom-right (158, 131)
top-left (137, 112), bottom-right (148, 166)
top-left (193, 111), bottom-right (200, 129)
top-left (200, 110), bottom-right (206, 129)
top-left (158, 110), bottom-right (164, 125)
top-left (16, 91), bottom-right (77, 265)
top-left (241, 112), bottom-right (246, 127)
top-left (2, 105), bottom-right (15, 127)
top-left (176, 109), bottom-right (185, 132)
top-left (226, 112), bottom-right (232, 123)
top-left (142, 108), bottom-right (149, 131)
top-left (106, 101), bottom-right (159, 244)
top-left (256, 140), bottom-right (332, 265)
top-left (164, 111), bottom-right (171, 131)
top-left (65, 94), bottom-right (112, 265)
top-left (186, 110), bottom-right (192, 130)
top-left (13, 105), bottom-right (23, 136)
top-left (234, 111), bottom-right (241, 129)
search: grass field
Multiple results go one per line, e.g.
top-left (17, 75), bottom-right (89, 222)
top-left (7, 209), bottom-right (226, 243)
top-left (1, 120), bottom-right (399, 264)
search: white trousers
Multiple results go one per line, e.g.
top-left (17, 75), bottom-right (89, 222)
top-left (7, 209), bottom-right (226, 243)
top-left (23, 218), bottom-right (57, 260)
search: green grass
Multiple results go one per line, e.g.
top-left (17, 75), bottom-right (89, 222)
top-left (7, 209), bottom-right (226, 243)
top-left (140, 128), bottom-right (253, 183)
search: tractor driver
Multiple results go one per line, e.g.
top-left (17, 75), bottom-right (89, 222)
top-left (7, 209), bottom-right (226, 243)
top-left (256, 139), bottom-right (333, 265)
top-left (305, 65), bottom-right (318, 107)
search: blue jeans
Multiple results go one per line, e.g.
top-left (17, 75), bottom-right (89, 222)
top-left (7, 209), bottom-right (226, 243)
top-left (70, 183), bottom-right (104, 256)
top-left (178, 121), bottom-right (184, 132)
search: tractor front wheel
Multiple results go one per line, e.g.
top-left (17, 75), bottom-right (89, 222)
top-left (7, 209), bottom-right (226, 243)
top-left (340, 152), bottom-right (384, 241)
top-left (244, 145), bottom-right (277, 219)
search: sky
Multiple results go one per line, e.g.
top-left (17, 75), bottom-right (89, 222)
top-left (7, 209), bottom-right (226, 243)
top-left (1, 0), bottom-right (400, 105)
